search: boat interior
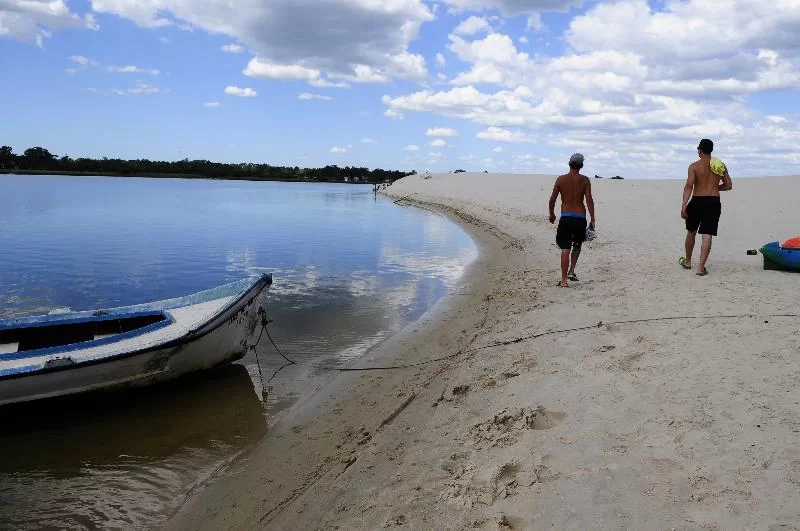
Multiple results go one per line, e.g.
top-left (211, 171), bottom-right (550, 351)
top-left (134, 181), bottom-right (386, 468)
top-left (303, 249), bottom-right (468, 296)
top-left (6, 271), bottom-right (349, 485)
top-left (0, 313), bottom-right (169, 355)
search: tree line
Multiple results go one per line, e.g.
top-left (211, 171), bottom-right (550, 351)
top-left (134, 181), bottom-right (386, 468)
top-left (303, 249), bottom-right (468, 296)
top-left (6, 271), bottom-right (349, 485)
top-left (0, 146), bottom-right (414, 183)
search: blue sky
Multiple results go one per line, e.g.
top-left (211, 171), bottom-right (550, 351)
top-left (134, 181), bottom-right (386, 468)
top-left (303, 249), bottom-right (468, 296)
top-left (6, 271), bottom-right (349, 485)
top-left (1, 0), bottom-right (799, 178)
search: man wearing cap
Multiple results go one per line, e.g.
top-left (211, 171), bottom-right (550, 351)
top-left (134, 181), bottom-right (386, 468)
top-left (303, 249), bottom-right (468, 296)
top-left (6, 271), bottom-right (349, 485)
top-left (679, 138), bottom-right (733, 276)
top-left (549, 153), bottom-right (596, 287)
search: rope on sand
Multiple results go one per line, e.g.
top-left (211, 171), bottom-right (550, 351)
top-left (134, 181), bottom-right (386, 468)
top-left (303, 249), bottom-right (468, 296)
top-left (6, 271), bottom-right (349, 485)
top-left (250, 311), bottom-right (800, 390)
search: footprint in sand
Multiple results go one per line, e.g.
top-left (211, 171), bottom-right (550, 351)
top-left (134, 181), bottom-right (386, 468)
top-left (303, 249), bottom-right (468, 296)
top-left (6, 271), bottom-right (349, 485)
top-left (441, 459), bottom-right (544, 508)
top-left (432, 384), bottom-right (471, 407)
top-left (470, 407), bottom-right (567, 448)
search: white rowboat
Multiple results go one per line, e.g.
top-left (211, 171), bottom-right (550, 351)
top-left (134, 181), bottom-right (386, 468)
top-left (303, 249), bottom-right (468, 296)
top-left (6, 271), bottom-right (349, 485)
top-left (0, 274), bottom-right (272, 406)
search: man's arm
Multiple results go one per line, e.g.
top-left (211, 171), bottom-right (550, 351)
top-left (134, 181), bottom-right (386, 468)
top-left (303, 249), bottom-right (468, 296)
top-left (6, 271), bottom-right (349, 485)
top-left (584, 177), bottom-right (595, 229)
top-left (719, 167), bottom-right (733, 191)
top-left (548, 179), bottom-right (560, 224)
top-left (681, 165), bottom-right (695, 219)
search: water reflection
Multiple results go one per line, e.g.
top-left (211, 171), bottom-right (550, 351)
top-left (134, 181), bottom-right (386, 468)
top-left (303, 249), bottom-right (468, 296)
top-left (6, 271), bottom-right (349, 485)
top-left (0, 175), bottom-right (476, 528)
top-left (0, 365), bottom-right (265, 530)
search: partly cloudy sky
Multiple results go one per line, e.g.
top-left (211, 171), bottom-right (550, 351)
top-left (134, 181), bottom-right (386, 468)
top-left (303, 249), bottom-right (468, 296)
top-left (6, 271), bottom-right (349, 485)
top-left (2, 0), bottom-right (800, 177)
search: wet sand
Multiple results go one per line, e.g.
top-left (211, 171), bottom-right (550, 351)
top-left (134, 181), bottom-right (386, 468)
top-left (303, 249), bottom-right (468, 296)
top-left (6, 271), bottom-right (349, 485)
top-left (169, 172), bottom-right (800, 530)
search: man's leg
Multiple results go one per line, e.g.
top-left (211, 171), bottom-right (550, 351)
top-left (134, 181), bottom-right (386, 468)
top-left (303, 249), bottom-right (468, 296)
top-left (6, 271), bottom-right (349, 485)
top-left (560, 249), bottom-right (570, 287)
top-left (697, 234), bottom-right (712, 273)
top-left (569, 244), bottom-right (581, 276)
top-left (684, 230), bottom-right (697, 266)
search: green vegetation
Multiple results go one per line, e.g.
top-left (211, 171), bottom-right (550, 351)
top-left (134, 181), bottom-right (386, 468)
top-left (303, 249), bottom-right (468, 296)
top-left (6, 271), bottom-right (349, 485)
top-left (0, 146), bottom-right (413, 183)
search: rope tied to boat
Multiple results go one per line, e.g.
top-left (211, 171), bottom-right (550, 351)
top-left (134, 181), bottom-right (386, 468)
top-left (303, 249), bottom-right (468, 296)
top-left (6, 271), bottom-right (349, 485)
top-left (247, 307), bottom-right (272, 395)
top-left (248, 310), bottom-right (800, 397)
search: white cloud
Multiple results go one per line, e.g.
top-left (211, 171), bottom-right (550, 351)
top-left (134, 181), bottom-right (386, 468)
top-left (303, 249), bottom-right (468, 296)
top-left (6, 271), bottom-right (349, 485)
top-left (429, 139), bottom-right (448, 147)
top-left (88, 0), bottom-right (434, 82)
top-left (298, 92), bottom-right (332, 101)
top-left (448, 33), bottom-right (532, 86)
top-left (441, 0), bottom-right (580, 17)
top-left (493, 146), bottom-right (504, 152)
top-left (111, 82), bottom-right (160, 96)
top-left (309, 78), bottom-right (350, 88)
top-left (84, 13), bottom-right (99, 30)
top-left (108, 65), bottom-right (160, 75)
top-left (159, 36), bottom-right (170, 44)
top-left (203, 101), bottom-right (221, 108)
top-left (404, 144), bottom-right (420, 151)
top-left (526, 13), bottom-right (543, 31)
top-left (518, 35), bottom-right (528, 44)
top-left (428, 151), bottom-right (444, 157)
top-left (436, 52), bottom-right (446, 68)
top-left (477, 126), bottom-right (535, 142)
top-left (0, 0), bottom-right (98, 46)
top-left (453, 15), bottom-right (492, 36)
top-left (224, 86), bottom-right (257, 97)
top-left (330, 145), bottom-right (353, 153)
top-left (385, 108), bottom-right (404, 120)
top-left (333, 64), bottom-right (390, 83)
top-left (88, 0), bottom-right (167, 27)
top-left (244, 58), bottom-right (321, 81)
top-left (361, 138), bottom-right (378, 144)
top-left (70, 55), bottom-right (97, 66)
top-left (221, 43), bottom-right (244, 53)
top-left (426, 127), bottom-right (459, 137)
top-left (65, 68), bottom-right (78, 76)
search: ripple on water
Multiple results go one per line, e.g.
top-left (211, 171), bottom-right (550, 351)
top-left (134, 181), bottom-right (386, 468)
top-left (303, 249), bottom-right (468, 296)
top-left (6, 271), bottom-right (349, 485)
top-left (0, 366), bottom-right (266, 529)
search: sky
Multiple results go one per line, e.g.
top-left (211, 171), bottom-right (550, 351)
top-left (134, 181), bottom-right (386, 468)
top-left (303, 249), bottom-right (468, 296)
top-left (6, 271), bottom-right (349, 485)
top-left (1, 0), bottom-right (800, 178)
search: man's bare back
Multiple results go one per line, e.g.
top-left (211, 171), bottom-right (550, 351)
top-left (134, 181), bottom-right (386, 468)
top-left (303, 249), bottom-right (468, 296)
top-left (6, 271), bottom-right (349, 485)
top-left (553, 172), bottom-right (591, 215)
top-left (688, 158), bottom-right (731, 197)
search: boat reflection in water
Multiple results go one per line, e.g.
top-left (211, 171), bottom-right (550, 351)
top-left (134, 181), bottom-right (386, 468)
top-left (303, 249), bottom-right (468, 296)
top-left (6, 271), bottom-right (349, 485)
top-left (0, 363), bottom-right (266, 529)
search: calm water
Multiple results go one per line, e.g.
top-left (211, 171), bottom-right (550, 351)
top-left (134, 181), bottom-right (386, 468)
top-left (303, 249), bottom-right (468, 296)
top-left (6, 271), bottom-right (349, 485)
top-left (0, 175), bottom-right (476, 529)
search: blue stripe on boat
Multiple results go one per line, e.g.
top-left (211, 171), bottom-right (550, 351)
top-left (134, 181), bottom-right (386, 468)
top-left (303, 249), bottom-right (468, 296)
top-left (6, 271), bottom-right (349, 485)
top-left (0, 365), bottom-right (41, 377)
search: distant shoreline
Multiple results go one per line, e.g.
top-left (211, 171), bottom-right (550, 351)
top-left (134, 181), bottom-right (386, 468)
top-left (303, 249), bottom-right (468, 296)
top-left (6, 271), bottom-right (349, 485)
top-left (0, 169), bottom-right (378, 184)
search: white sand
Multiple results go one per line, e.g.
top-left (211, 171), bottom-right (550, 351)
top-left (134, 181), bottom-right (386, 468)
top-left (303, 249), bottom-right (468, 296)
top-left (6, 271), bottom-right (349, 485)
top-left (169, 173), bottom-right (800, 530)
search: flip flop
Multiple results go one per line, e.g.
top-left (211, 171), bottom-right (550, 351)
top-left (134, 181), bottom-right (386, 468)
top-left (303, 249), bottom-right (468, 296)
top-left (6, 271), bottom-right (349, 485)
top-left (678, 257), bottom-right (692, 270)
top-left (696, 268), bottom-right (709, 276)
top-left (568, 273), bottom-right (579, 282)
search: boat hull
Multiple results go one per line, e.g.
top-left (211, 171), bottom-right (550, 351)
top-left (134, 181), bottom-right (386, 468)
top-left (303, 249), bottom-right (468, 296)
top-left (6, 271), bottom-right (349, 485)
top-left (0, 275), bottom-right (271, 406)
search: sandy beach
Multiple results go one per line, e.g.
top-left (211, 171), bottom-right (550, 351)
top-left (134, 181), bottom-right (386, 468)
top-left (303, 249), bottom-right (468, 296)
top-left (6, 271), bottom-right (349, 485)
top-left (169, 172), bottom-right (800, 530)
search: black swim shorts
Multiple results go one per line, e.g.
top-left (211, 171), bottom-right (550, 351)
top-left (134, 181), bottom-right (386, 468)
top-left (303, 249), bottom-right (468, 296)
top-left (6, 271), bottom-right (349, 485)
top-left (556, 216), bottom-right (587, 250)
top-left (686, 196), bottom-right (722, 236)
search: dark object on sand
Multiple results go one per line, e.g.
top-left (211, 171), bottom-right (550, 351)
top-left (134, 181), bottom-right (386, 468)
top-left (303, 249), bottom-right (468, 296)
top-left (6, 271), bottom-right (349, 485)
top-left (611, 175), bottom-right (624, 180)
top-left (746, 249), bottom-right (757, 255)
top-left (594, 174), bottom-right (603, 179)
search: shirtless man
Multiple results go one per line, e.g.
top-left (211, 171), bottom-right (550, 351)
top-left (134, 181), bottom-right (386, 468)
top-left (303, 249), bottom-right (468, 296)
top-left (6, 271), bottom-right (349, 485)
top-left (680, 138), bottom-right (733, 276)
top-left (549, 153), bottom-right (596, 287)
